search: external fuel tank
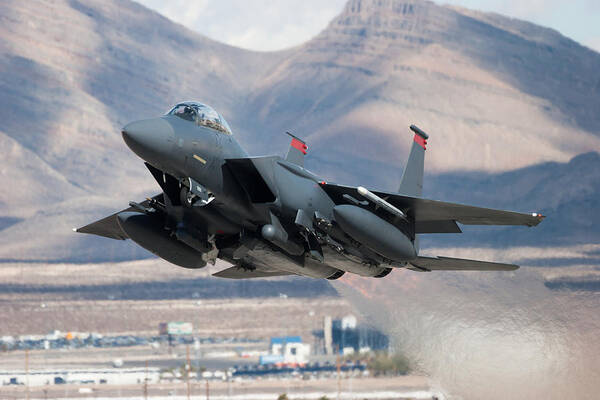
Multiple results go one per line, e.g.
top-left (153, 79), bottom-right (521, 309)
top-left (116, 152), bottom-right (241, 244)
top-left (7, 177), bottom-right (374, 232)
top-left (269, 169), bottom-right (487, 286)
top-left (117, 212), bottom-right (206, 269)
top-left (333, 205), bottom-right (416, 262)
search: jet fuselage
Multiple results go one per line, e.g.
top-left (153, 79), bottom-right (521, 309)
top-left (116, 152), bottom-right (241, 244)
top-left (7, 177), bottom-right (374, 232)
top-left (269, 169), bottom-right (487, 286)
top-left (77, 101), bottom-right (543, 280)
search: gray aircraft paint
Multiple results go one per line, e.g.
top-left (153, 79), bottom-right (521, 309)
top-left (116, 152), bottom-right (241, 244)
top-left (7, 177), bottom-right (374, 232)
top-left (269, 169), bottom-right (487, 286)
top-left (78, 101), bottom-right (544, 280)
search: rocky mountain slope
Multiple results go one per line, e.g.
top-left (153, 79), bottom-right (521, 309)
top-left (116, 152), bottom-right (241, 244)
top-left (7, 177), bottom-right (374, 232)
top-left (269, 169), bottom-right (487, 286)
top-left (241, 0), bottom-right (600, 184)
top-left (0, 0), bottom-right (598, 262)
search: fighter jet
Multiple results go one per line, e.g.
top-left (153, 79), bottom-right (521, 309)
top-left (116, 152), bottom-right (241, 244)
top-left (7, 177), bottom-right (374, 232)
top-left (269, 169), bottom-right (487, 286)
top-left (77, 101), bottom-right (544, 279)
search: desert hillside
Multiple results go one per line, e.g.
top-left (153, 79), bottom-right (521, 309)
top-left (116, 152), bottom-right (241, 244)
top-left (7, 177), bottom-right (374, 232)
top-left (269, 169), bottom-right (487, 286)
top-left (0, 0), bottom-right (598, 262)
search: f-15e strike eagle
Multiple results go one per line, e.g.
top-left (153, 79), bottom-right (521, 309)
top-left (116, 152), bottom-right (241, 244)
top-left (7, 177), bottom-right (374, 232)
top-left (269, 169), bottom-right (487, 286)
top-left (77, 102), bottom-right (545, 279)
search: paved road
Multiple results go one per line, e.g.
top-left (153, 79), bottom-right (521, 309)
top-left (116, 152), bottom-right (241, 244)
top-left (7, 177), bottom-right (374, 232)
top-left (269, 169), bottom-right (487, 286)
top-left (1, 376), bottom-right (434, 399)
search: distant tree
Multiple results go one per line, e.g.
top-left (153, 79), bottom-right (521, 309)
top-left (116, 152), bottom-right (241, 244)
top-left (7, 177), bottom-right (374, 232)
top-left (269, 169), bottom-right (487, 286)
top-left (367, 352), bottom-right (410, 376)
top-left (277, 394), bottom-right (289, 400)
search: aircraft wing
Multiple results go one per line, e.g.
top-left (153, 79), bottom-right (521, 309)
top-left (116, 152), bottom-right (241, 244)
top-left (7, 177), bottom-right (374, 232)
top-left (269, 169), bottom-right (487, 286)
top-left (213, 265), bottom-right (295, 279)
top-left (320, 183), bottom-right (544, 232)
top-left (408, 256), bottom-right (519, 271)
top-left (75, 194), bottom-right (162, 240)
top-left (76, 211), bottom-right (130, 240)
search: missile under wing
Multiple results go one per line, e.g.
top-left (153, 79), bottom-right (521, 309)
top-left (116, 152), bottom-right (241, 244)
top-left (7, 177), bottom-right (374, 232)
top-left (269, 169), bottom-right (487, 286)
top-left (320, 183), bottom-right (544, 233)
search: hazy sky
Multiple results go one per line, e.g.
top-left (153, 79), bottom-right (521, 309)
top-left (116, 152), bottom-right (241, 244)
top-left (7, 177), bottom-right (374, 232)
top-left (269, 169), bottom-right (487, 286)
top-left (136, 0), bottom-right (600, 52)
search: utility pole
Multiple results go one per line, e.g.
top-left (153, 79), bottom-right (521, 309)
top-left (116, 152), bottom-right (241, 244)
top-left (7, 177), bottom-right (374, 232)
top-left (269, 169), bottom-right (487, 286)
top-left (205, 378), bottom-right (210, 400)
top-left (186, 344), bottom-right (191, 400)
top-left (144, 360), bottom-right (148, 400)
top-left (336, 344), bottom-right (341, 400)
top-left (195, 337), bottom-right (201, 382)
top-left (25, 348), bottom-right (30, 400)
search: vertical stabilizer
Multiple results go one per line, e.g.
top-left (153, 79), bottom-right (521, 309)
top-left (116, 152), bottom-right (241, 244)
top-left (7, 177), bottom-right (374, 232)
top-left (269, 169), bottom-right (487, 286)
top-left (285, 131), bottom-right (308, 167)
top-left (398, 125), bottom-right (428, 197)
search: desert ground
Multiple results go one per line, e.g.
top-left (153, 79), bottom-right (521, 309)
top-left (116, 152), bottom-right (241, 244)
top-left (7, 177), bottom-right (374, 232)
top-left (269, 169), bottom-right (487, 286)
top-left (0, 259), bottom-right (442, 399)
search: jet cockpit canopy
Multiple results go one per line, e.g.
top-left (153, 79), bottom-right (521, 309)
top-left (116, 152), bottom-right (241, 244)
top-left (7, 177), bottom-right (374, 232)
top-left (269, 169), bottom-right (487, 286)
top-left (167, 102), bottom-right (232, 135)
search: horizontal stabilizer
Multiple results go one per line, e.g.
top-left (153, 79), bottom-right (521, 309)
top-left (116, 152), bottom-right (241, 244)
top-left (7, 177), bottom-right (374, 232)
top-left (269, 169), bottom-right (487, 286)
top-left (213, 266), bottom-right (294, 279)
top-left (408, 256), bottom-right (519, 272)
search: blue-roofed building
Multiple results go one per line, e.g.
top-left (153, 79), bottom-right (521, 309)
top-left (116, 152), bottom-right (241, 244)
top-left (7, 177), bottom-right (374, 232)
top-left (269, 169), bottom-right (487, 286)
top-left (270, 336), bottom-right (302, 346)
top-left (261, 336), bottom-right (310, 366)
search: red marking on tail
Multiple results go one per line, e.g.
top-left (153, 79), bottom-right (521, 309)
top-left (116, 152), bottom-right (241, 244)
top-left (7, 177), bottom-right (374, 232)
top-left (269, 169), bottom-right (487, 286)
top-left (291, 138), bottom-right (308, 154)
top-left (414, 134), bottom-right (427, 150)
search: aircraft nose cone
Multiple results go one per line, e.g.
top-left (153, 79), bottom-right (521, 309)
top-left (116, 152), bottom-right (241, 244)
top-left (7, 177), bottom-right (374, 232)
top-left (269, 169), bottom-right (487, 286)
top-left (122, 118), bottom-right (174, 164)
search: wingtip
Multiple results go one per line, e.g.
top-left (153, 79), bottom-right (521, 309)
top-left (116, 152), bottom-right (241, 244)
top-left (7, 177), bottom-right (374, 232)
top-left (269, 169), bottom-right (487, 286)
top-left (529, 212), bottom-right (546, 226)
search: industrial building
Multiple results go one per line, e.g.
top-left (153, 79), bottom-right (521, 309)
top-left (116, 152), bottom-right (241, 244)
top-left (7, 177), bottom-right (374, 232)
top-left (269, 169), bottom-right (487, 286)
top-left (259, 336), bottom-right (310, 366)
top-left (313, 315), bottom-right (389, 355)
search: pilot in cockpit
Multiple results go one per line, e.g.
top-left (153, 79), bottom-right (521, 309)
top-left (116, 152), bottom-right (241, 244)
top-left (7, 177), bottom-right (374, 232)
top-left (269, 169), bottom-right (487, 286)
top-left (167, 102), bottom-right (232, 135)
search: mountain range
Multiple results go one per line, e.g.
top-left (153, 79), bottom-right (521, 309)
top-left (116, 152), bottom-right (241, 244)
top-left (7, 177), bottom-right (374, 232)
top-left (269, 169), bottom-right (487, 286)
top-left (0, 0), bottom-right (598, 263)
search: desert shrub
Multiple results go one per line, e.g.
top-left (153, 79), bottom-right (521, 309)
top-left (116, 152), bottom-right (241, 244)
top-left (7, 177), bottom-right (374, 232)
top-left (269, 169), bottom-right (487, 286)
top-left (367, 352), bottom-right (410, 376)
